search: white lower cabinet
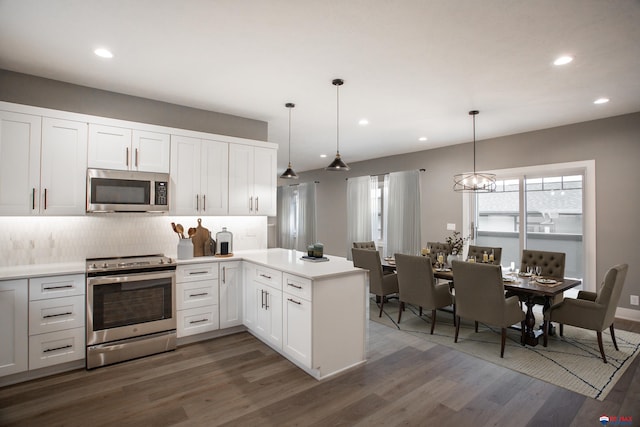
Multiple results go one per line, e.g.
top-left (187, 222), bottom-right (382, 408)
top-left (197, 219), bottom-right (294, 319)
top-left (243, 262), bottom-right (282, 350)
top-left (219, 261), bottom-right (243, 329)
top-left (176, 263), bottom-right (219, 338)
top-left (28, 274), bottom-right (85, 371)
top-left (282, 273), bottom-right (312, 368)
top-left (0, 280), bottom-right (28, 377)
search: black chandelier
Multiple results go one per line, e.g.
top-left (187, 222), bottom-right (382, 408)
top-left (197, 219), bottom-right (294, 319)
top-left (453, 110), bottom-right (496, 192)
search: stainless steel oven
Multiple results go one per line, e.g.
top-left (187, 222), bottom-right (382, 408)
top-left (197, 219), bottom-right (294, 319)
top-left (86, 255), bottom-right (176, 369)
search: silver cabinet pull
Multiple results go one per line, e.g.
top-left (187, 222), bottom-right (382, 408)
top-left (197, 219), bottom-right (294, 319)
top-left (249, 196), bottom-right (253, 212)
top-left (188, 270), bottom-right (209, 275)
top-left (189, 318), bottom-right (209, 324)
top-left (43, 312), bottom-right (73, 318)
top-left (44, 188), bottom-right (48, 210)
top-left (32, 188), bottom-right (36, 210)
top-left (260, 273), bottom-right (272, 279)
top-left (43, 344), bottom-right (72, 353)
top-left (196, 194), bottom-right (199, 211)
top-left (288, 298), bottom-right (301, 305)
top-left (265, 291), bottom-right (269, 309)
top-left (256, 196), bottom-right (259, 212)
top-left (261, 289), bottom-right (265, 308)
top-left (126, 147), bottom-right (130, 167)
top-left (203, 194), bottom-right (206, 211)
top-left (135, 148), bottom-right (139, 167)
top-left (188, 292), bottom-right (209, 297)
top-left (287, 282), bottom-right (302, 289)
top-left (222, 266), bottom-right (226, 283)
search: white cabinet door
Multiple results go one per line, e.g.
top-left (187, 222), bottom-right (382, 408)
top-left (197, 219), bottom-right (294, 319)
top-left (133, 130), bottom-right (170, 173)
top-left (253, 147), bottom-right (277, 216)
top-left (201, 139), bottom-right (229, 215)
top-left (256, 285), bottom-right (282, 350)
top-left (88, 124), bottom-right (132, 171)
top-left (282, 294), bottom-right (312, 368)
top-left (228, 144), bottom-right (254, 215)
top-left (0, 111), bottom-right (41, 215)
top-left (40, 118), bottom-right (87, 215)
top-left (0, 280), bottom-right (28, 377)
top-left (243, 264), bottom-right (258, 330)
top-left (170, 135), bottom-right (201, 215)
top-left (219, 261), bottom-right (242, 329)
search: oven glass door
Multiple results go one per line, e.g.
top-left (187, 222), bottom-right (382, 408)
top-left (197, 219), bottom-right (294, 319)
top-left (90, 177), bottom-right (151, 206)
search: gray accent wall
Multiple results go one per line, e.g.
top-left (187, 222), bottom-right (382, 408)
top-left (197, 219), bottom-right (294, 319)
top-left (0, 69), bottom-right (267, 141)
top-left (294, 112), bottom-right (640, 312)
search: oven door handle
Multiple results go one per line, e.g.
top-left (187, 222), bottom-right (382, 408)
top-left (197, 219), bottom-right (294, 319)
top-left (87, 270), bottom-right (176, 286)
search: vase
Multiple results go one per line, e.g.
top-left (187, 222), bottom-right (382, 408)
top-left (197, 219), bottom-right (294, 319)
top-left (447, 254), bottom-right (462, 265)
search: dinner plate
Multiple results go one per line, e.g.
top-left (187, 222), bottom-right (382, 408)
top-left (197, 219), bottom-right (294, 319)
top-left (435, 268), bottom-right (451, 272)
top-left (518, 272), bottom-right (533, 277)
top-left (536, 278), bottom-right (557, 284)
top-left (502, 277), bottom-right (515, 283)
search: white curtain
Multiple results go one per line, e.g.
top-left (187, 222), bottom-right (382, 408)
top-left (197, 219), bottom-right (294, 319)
top-left (346, 175), bottom-right (376, 260)
top-left (296, 182), bottom-right (317, 252)
top-left (277, 183), bottom-right (317, 252)
top-left (384, 170), bottom-right (421, 258)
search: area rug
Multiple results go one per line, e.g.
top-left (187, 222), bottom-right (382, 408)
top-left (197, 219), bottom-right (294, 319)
top-left (369, 298), bottom-right (640, 400)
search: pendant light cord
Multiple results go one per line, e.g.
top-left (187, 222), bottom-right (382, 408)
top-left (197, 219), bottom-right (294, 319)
top-left (288, 106), bottom-right (292, 163)
top-left (472, 112), bottom-right (476, 173)
top-left (336, 82), bottom-right (340, 155)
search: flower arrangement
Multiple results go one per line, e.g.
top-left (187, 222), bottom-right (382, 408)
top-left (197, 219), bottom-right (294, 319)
top-left (445, 231), bottom-right (469, 255)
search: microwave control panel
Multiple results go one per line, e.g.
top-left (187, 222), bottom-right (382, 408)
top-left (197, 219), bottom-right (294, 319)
top-left (155, 181), bottom-right (168, 205)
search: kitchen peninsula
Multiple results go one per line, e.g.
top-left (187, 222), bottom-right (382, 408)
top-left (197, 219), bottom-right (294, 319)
top-left (178, 248), bottom-right (368, 380)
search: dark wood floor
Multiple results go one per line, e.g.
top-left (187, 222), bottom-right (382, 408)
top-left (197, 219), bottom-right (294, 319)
top-left (1, 318), bottom-right (639, 427)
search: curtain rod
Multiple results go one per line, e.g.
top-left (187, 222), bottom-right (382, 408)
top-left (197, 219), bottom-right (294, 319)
top-left (346, 168), bottom-right (426, 180)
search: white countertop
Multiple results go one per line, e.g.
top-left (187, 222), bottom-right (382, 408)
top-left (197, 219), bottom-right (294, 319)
top-left (0, 249), bottom-right (364, 281)
top-left (175, 248), bottom-right (364, 280)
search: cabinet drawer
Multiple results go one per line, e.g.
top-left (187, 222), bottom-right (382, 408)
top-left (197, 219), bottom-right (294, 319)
top-left (177, 306), bottom-right (219, 337)
top-left (29, 295), bottom-right (85, 335)
top-left (177, 263), bottom-right (218, 283)
top-left (29, 327), bottom-right (85, 370)
top-left (252, 265), bottom-right (282, 290)
top-left (29, 274), bottom-right (85, 300)
top-left (283, 273), bottom-right (312, 301)
top-left (177, 280), bottom-right (218, 310)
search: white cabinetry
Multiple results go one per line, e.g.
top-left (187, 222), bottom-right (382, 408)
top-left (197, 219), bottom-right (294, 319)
top-left (176, 263), bottom-right (219, 337)
top-left (88, 124), bottom-right (170, 173)
top-left (0, 111), bottom-right (41, 215)
top-left (0, 280), bottom-right (28, 377)
top-left (282, 273), bottom-right (312, 368)
top-left (243, 262), bottom-right (282, 349)
top-left (219, 261), bottom-right (243, 329)
top-left (228, 145), bottom-right (276, 216)
top-left (0, 112), bottom-right (86, 215)
top-left (170, 135), bottom-right (229, 215)
top-left (28, 274), bottom-right (85, 370)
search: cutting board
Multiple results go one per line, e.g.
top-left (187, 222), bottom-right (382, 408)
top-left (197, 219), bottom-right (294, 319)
top-left (192, 218), bottom-right (213, 257)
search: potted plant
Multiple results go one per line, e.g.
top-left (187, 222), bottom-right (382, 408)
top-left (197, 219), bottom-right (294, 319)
top-left (445, 231), bottom-right (468, 262)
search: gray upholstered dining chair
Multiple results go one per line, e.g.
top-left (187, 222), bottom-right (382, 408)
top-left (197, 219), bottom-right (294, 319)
top-left (353, 241), bottom-right (377, 250)
top-left (515, 249), bottom-right (566, 306)
top-left (426, 241), bottom-right (452, 265)
top-left (451, 261), bottom-right (525, 358)
top-left (352, 248), bottom-right (399, 317)
top-left (467, 245), bottom-right (502, 265)
top-left (394, 253), bottom-right (454, 333)
top-left (543, 263), bottom-right (628, 363)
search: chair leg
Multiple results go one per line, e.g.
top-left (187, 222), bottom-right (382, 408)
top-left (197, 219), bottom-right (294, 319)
top-left (521, 320), bottom-right (525, 346)
top-left (397, 301), bottom-right (404, 323)
top-left (454, 316), bottom-right (461, 343)
top-left (430, 309), bottom-right (436, 335)
top-left (610, 324), bottom-right (619, 351)
top-left (452, 304), bottom-right (456, 327)
top-left (542, 320), bottom-right (548, 347)
top-left (597, 331), bottom-right (608, 364)
top-left (559, 323), bottom-right (564, 336)
top-left (419, 306), bottom-right (423, 317)
top-left (378, 296), bottom-right (384, 318)
top-left (475, 321), bottom-right (479, 333)
top-left (500, 328), bottom-right (507, 358)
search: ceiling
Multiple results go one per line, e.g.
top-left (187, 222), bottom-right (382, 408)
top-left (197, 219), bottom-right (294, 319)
top-left (1, 1), bottom-right (639, 174)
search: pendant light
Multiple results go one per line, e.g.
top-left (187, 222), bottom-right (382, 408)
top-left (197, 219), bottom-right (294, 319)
top-left (453, 110), bottom-right (496, 192)
top-left (280, 102), bottom-right (298, 179)
top-left (325, 78), bottom-right (350, 171)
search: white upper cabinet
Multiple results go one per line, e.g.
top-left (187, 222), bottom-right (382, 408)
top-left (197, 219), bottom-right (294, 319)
top-left (0, 111), bottom-right (41, 215)
top-left (228, 145), bottom-right (276, 216)
top-left (170, 135), bottom-right (228, 215)
top-left (88, 124), bottom-right (169, 173)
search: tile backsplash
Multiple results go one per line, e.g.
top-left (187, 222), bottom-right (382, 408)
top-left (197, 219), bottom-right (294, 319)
top-left (0, 215), bottom-right (267, 266)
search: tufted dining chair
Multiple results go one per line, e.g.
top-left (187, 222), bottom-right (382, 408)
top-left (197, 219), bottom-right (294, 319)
top-left (543, 264), bottom-right (628, 363)
top-left (520, 250), bottom-right (565, 279)
top-left (394, 253), bottom-right (454, 333)
top-left (426, 241), bottom-right (452, 265)
top-left (352, 241), bottom-right (377, 250)
top-left (352, 248), bottom-right (399, 317)
top-left (451, 261), bottom-right (525, 357)
top-left (467, 245), bottom-right (502, 265)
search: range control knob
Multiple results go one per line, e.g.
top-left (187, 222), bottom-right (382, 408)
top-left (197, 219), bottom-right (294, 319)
top-left (159, 258), bottom-right (165, 264)
top-left (91, 263), bottom-right (97, 269)
top-left (102, 262), bottom-right (109, 268)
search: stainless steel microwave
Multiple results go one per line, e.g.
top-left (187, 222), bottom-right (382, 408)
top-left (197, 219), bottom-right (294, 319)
top-left (87, 168), bottom-right (169, 213)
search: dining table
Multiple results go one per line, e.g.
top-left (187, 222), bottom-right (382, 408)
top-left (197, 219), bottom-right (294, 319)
top-left (432, 267), bottom-right (581, 346)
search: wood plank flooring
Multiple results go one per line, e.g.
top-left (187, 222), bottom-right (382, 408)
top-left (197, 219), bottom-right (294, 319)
top-left (1, 318), bottom-right (638, 426)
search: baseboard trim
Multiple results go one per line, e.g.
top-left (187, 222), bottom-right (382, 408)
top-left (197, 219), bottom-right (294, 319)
top-left (616, 307), bottom-right (640, 322)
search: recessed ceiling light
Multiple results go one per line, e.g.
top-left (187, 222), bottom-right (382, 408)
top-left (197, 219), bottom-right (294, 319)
top-left (593, 97), bottom-right (610, 105)
top-left (94, 48), bottom-right (113, 59)
top-left (553, 55), bottom-right (573, 66)
top-left (418, 137), bottom-right (428, 142)
top-left (358, 119), bottom-right (369, 126)
top-left (320, 154), bottom-right (327, 158)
